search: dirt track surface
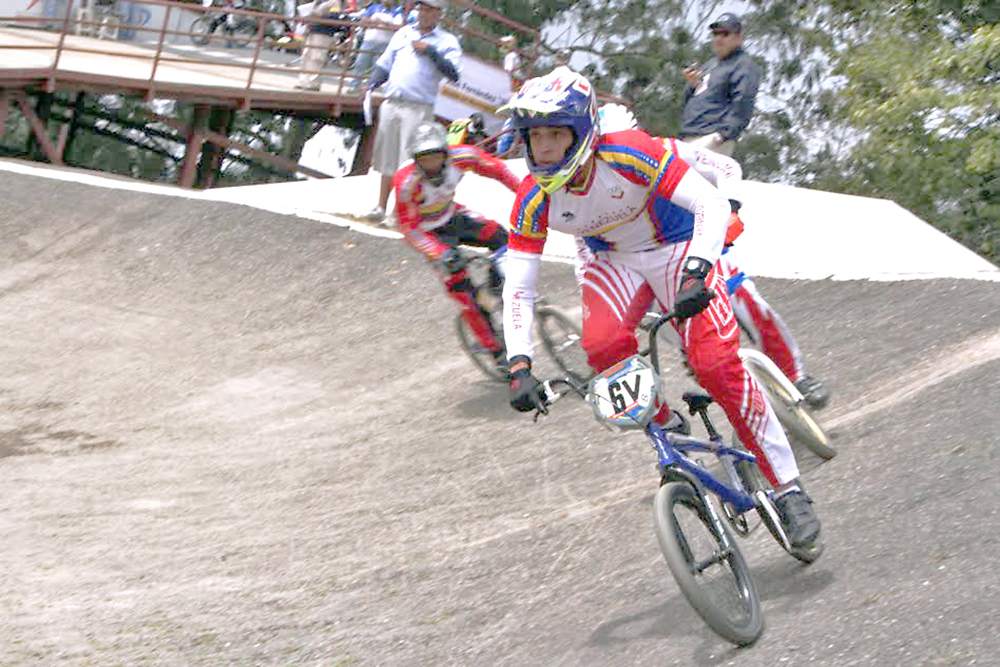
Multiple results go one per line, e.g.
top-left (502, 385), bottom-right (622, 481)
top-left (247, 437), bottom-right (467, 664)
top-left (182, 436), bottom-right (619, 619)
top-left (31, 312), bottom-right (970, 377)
top-left (1, 172), bottom-right (998, 666)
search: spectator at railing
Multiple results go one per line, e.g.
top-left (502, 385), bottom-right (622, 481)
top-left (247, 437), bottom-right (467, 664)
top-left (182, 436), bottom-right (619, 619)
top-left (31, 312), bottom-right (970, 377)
top-left (295, 0), bottom-right (353, 90)
top-left (345, 0), bottom-right (400, 91)
top-left (499, 34), bottom-right (523, 90)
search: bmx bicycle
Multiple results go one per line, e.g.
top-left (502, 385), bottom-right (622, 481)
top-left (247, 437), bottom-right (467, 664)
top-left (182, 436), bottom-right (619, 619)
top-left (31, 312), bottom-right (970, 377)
top-left (190, 0), bottom-right (261, 47)
top-left (452, 248), bottom-right (589, 384)
top-left (513, 277), bottom-right (835, 462)
top-left (532, 310), bottom-right (823, 646)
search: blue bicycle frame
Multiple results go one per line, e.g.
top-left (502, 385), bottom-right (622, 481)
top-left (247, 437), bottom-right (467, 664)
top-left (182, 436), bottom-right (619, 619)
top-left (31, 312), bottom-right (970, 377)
top-left (643, 310), bottom-right (760, 516)
top-left (646, 422), bottom-right (758, 515)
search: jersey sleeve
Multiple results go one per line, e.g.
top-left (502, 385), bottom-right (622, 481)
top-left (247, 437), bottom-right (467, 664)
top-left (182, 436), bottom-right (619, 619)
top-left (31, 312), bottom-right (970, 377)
top-left (450, 144), bottom-right (521, 192)
top-left (663, 160), bottom-right (731, 264)
top-left (668, 138), bottom-right (743, 202)
top-left (502, 248), bottom-right (542, 362)
top-left (507, 176), bottom-right (550, 255)
top-left (392, 165), bottom-right (450, 260)
top-left (500, 175), bottom-right (549, 361)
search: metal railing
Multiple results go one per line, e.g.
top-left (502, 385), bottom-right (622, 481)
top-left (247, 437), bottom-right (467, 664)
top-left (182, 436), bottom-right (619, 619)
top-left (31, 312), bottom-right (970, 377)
top-left (0, 0), bottom-right (544, 112)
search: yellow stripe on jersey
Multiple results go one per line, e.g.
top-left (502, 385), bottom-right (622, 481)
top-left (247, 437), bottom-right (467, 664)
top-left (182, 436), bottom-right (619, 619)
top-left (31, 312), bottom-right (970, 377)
top-left (645, 141), bottom-right (676, 206)
top-left (420, 197), bottom-right (451, 218)
top-left (595, 145), bottom-right (661, 184)
top-left (512, 183), bottom-right (548, 239)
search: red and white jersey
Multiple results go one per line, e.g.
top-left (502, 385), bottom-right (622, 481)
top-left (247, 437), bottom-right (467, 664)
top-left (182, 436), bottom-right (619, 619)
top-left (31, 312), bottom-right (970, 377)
top-left (667, 138), bottom-right (743, 202)
top-left (392, 144), bottom-right (520, 259)
top-left (507, 130), bottom-right (729, 259)
top-left (503, 129), bottom-right (732, 360)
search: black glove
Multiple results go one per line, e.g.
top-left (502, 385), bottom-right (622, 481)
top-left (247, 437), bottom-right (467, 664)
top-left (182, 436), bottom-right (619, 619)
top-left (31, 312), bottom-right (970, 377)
top-left (674, 257), bottom-right (714, 320)
top-left (508, 356), bottom-right (544, 412)
top-left (438, 248), bottom-right (466, 273)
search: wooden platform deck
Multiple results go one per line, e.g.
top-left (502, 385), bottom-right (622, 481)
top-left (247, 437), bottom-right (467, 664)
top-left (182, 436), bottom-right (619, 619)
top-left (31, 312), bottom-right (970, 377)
top-left (0, 24), bottom-right (362, 114)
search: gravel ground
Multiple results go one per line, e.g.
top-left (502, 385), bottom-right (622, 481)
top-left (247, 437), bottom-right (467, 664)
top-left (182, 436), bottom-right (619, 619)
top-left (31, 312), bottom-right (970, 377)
top-left (0, 172), bottom-right (998, 666)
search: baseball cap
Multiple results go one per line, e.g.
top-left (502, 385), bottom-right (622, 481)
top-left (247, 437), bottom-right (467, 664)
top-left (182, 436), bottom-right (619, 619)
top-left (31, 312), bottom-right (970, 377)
top-left (417, 0), bottom-right (446, 8)
top-left (709, 13), bottom-right (742, 33)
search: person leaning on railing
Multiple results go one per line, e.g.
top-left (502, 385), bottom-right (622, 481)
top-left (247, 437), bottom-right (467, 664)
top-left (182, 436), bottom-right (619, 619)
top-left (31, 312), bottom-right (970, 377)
top-left (294, 0), bottom-right (354, 90)
top-left (343, 0), bottom-right (400, 90)
top-left (679, 13), bottom-right (761, 156)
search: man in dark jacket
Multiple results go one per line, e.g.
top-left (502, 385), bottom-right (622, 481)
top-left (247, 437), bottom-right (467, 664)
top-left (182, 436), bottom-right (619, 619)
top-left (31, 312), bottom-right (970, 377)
top-left (680, 13), bottom-right (760, 156)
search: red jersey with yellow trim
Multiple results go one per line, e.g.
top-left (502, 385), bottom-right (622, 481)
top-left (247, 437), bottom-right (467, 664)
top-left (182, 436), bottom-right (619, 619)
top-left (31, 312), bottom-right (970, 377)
top-left (509, 129), bottom-right (720, 256)
top-left (393, 143), bottom-right (520, 259)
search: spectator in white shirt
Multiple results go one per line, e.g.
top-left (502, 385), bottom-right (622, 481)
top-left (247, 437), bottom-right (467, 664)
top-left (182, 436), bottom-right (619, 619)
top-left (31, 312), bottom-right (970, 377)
top-left (362, 0), bottom-right (461, 226)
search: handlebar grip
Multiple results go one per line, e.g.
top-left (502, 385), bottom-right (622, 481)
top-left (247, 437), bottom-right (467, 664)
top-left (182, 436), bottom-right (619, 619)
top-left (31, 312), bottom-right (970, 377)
top-left (539, 380), bottom-right (561, 406)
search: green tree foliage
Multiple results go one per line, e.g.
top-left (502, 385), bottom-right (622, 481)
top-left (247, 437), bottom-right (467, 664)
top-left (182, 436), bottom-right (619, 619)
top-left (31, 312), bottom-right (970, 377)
top-left (523, 0), bottom-right (997, 262)
top-left (802, 3), bottom-right (998, 261)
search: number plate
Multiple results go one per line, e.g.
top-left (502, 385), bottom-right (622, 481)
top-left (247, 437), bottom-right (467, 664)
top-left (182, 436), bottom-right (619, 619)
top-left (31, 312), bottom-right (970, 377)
top-left (588, 355), bottom-right (661, 430)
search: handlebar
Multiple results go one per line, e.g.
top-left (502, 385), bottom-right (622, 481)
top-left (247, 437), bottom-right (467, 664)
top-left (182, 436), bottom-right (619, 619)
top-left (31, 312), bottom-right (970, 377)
top-left (644, 296), bottom-right (714, 375)
top-left (533, 377), bottom-right (587, 420)
top-left (646, 310), bottom-right (679, 376)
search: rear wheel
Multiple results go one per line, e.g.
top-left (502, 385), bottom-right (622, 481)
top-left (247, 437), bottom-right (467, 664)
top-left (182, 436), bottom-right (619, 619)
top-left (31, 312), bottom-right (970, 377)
top-left (744, 355), bottom-right (836, 460)
top-left (190, 16), bottom-right (213, 46)
top-left (653, 482), bottom-right (762, 646)
top-left (536, 306), bottom-right (591, 385)
top-left (228, 19), bottom-right (258, 47)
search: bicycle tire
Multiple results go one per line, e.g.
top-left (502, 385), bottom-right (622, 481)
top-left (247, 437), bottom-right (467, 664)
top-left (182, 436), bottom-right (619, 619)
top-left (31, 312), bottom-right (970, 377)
top-left (535, 306), bottom-right (591, 385)
top-left (743, 355), bottom-right (837, 460)
top-left (455, 313), bottom-right (506, 383)
top-left (189, 16), bottom-right (213, 45)
top-left (228, 19), bottom-right (258, 47)
top-left (653, 481), bottom-right (762, 646)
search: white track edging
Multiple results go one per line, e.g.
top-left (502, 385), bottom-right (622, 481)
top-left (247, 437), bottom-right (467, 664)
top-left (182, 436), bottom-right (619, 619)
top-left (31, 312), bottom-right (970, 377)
top-left (2, 157), bottom-right (997, 281)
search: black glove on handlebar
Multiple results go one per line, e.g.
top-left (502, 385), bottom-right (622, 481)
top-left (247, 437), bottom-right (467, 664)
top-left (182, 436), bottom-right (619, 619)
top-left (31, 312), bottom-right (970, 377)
top-left (674, 257), bottom-right (715, 320)
top-left (508, 355), bottom-right (544, 412)
top-left (439, 248), bottom-right (467, 273)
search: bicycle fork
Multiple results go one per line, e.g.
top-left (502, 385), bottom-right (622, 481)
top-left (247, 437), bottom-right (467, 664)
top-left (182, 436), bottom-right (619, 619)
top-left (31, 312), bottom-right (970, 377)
top-left (650, 428), bottom-right (741, 557)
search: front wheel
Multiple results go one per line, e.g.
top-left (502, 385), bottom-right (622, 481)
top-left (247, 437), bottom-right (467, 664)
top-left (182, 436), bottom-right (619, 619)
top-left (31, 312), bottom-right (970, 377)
top-left (653, 482), bottom-right (763, 646)
top-left (743, 354), bottom-right (836, 460)
top-left (455, 313), bottom-right (506, 383)
top-left (535, 306), bottom-right (591, 385)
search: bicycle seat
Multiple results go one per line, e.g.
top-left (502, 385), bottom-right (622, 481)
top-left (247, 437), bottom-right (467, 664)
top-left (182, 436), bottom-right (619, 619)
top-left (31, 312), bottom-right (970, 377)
top-left (681, 392), bottom-right (714, 414)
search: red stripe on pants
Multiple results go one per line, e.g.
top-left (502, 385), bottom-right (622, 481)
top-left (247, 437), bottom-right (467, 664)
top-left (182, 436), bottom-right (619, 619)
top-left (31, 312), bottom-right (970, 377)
top-left (681, 271), bottom-right (779, 485)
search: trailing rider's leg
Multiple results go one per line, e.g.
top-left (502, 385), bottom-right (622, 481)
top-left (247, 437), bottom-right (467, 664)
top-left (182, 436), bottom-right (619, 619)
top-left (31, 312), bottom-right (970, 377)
top-left (445, 270), bottom-right (503, 356)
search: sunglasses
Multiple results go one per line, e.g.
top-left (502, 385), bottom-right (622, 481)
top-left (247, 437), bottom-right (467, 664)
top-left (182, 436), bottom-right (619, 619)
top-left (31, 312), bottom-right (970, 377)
top-left (711, 30), bottom-right (731, 37)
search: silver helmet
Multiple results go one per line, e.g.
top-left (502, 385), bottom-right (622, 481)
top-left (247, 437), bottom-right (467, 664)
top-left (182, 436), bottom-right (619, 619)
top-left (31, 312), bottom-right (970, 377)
top-left (408, 122), bottom-right (450, 185)
top-left (409, 122), bottom-right (449, 159)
